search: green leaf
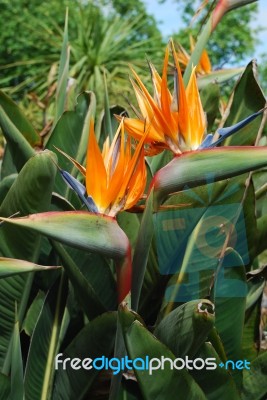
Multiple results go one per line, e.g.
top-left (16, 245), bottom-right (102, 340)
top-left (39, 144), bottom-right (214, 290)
top-left (242, 303), bottom-right (261, 361)
top-left (147, 150), bottom-right (173, 176)
top-left (109, 304), bottom-right (145, 400)
top-left (0, 104), bottom-right (35, 171)
top-left (46, 91), bottom-right (96, 196)
top-left (0, 210), bottom-right (131, 302)
top-left (256, 214), bottom-right (267, 256)
top-left (197, 68), bottom-right (244, 89)
top-left (125, 320), bottom-right (206, 400)
top-left (0, 173), bottom-right (17, 204)
top-left (64, 247), bottom-right (117, 310)
top-left (153, 147), bottom-right (267, 209)
top-left (24, 273), bottom-right (68, 400)
top-left (156, 177), bottom-right (255, 312)
top-left (0, 373), bottom-right (10, 399)
top-left (51, 241), bottom-right (107, 320)
top-left (9, 316), bottom-right (24, 400)
top-left (117, 211), bottom-right (140, 249)
top-left (211, 249), bottom-right (247, 387)
top-left (246, 266), bottom-right (266, 310)
top-left (0, 90), bottom-right (40, 147)
top-left (0, 257), bottom-right (60, 278)
top-left (200, 83), bottom-right (220, 131)
top-left (52, 312), bottom-right (117, 400)
top-left (0, 151), bottom-right (57, 369)
top-left (190, 343), bottom-right (240, 400)
top-left (0, 145), bottom-right (17, 179)
top-left (132, 191), bottom-right (154, 311)
top-left (221, 61), bottom-right (266, 146)
top-left (0, 151), bottom-right (57, 258)
top-left (241, 352), bottom-right (267, 400)
top-left (22, 291), bottom-right (46, 336)
top-left (154, 300), bottom-right (215, 358)
top-left (0, 211), bottom-right (129, 259)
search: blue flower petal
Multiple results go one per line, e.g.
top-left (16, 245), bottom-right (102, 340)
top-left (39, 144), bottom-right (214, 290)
top-left (60, 170), bottom-right (98, 213)
top-left (198, 134), bottom-right (214, 149)
top-left (211, 108), bottom-right (264, 147)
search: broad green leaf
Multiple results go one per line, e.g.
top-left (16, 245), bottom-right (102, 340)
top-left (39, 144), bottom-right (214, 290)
top-left (0, 151), bottom-right (57, 258)
top-left (9, 317), bottom-right (24, 400)
top-left (147, 149), bottom-right (173, 176)
top-left (154, 176), bottom-right (256, 315)
top-left (46, 91), bottom-right (96, 196)
top-left (117, 211), bottom-right (140, 249)
top-left (132, 191), bottom-right (154, 311)
top-left (0, 90), bottom-right (41, 147)
top-left (138, 235), bottom-right (163, 320)
top-left (154, 300), bottom-right (215, 358)
top-left (200, 82), bottom-right (220, 131)
top-left (22, 291), bottom-right (46, 336)
top-left (246, 266), bottom-right (266, 310)
top-left (0, 210), bottom-right (131, 302)
top-left (0, 173), bottom-right (17, 204)
top-left (0, 104), bottom-right (35, 171)
top-left (52, 312), bottom-right (117, 400)
top-left (125, 320), bottom-right (206, 400)
top-left (0, 151), bottom-right (57, 368)
top-left (242, 300), bottom-right (261, 361)
top-left (197, 68), bottom-right (244, 89)
top-left (221, 61), bottom-right (266, 146)
top-left (0, 145), bottom-right (17, 179)
top-left (51, 241), bottom-right (108, 319)
top-left (211, 249), bottom-right (247, 387)
top-left (256, 214), bottom-right (267, 256)
top-left (190, 342), bottom-right (240, 400)
top-left (153, 147), bottom-right (267, 209)
top-left (110, 304), bottom-right (144, 400)
top-left (0, 257), bottom-right (60, 278)
top-left (65, 247), bottom-right (117, 310)
top-left (241, 352), bottom-right (267, 400)
top-left (0, 211), bottom-right (129, 259)
top-left (24, 273), bottom-right (68, 400)
top-left (0, 373), bottom-right (10, 399)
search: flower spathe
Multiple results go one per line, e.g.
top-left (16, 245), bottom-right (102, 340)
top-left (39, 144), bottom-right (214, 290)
top-left (120, 40), bottom-right (207, 155)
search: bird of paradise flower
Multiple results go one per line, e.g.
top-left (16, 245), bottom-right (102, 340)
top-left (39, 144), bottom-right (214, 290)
top-left (56, 119), bottom-right (147, 217)
top-left (120, 39), bottom-right (263, 157)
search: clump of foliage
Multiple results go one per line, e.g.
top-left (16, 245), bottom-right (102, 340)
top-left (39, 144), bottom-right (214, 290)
top-left (0, 1), bottom-right (266, 399)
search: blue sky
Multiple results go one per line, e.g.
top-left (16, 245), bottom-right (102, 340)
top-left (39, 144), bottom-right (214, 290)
top-left (143, 0), bottom-right (267, 60)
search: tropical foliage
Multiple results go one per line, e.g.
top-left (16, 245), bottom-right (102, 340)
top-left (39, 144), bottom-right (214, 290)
top-left (0, 0), bottom-right (266, 399)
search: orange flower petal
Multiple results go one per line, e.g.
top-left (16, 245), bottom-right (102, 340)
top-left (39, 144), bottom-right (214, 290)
top-left (54, 146), bottom-right (86, 176)
top-left (123, 117), bottom-right (164, 143)
top-left (86, 120), bottom-right (107, 209)
top-left (186, 69), bottom-right (206, 148)
top-left (170, 39), bottom-right (189, 140)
